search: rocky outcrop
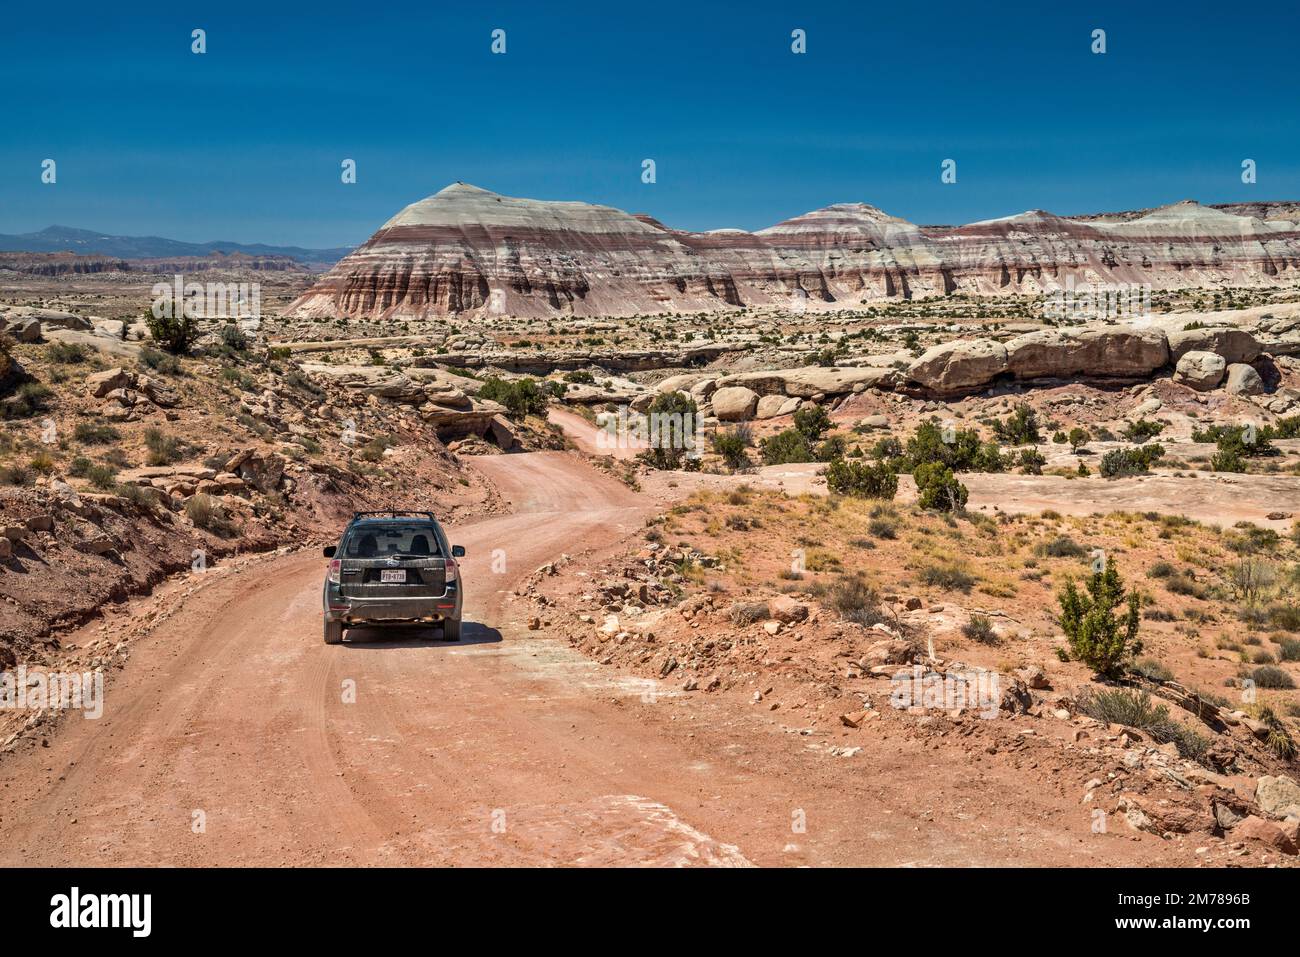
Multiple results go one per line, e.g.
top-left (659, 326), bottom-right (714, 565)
top-left (715, 365), bottom-right (896, 398)
top-left (427, 342), bottom-right (735, 375)
top-left (86, 366), bottom-right (179, 410)
top-left (1004, 326), bottom-right (1169, 382)
top-left (300, 362), bottom-right (517, 444)
top-left (289, 186), bottom-right (1300, 320)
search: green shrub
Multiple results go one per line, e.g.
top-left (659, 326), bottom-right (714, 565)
top-left (825, 459), bottom-right (898, 499)
top-left (638, 391), bottom-right (700, 470)
top-left (1036, 535), bottom-right (1088, 559)
top-left (1122, 419), bottom-right (1164, 443)
top-left (1076, 688), bottom-right (1206, 758)
top-left (913, 462), bottom-right (968, 512)
top-left (991, 403), bottom-right (1041, 445)
top-left (1057, 558), bottom-right (1142, 677)
top-left (1017, 448), bottom-right (1046, 474)
top-left (1099, 444), bottom-right (1164, 478)
top-left (1067, 427), bottom-right (1091, 451)
top-left (760, 428), bottom-right (814, 465)
top-left (793, 404), bottom-right (832, 442)
top-left (919, 562), bottom-right (975, 592)
top-left (143, 427), bottom-right (181, 466)
top-left (815, 435), bottom-right (846, 462)
top-left (1193, 423), bottom-right (1278, 458)
top-left (114, 482), bottom-right (152, 508)
top-left (139, 346), bottom-right (183, 375)
top-left (826, 574), bottom-right (886, 627)
top-left (711, 429), bottom-right (750, 470)
top-left (962, 614), bottom-right (997, 644)
top-left (185, 493), bottom-right (232, 534)
top-left (0, 464), bottom-right (34, 486)
top-left (1131, 657), bottom-right (1174, 682)
top-left (74, 422), bottom-right (120, 444)
top-left (901, 419), bottom-right (1005, 473)
top-left (47, 340), bottom-right (89, 363)
top-left (478, 376), bottom-right (547, 417)
top-left (1252, 665), bottom-right (1296, 689)
top-left (868, 515), bottom-right (897, 539)
top-left (144, 309), bottom-right (200, 355)
top-left (1250, 705), bottom-right (1297, 760)
top-left (220, 323), bottom-right (249, 351)
top-left (85, 463), bottom-right (118, 490)
top-left (1210, 447), bottom-right (1245, 473)
top-left (1, 382), bottom-right (54, 420)
top-left (1266, 606), bottom-right (1300, 633)
top-left (1079, 687), bottom-right (1165, 727)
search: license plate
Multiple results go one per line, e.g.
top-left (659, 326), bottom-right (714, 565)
top-left (380, 569), bottom-right (406, 583)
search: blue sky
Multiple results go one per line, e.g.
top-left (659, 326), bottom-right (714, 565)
top-left (2, 0), bottom-right (1296, 247)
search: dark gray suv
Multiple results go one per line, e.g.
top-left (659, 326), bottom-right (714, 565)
top-left (322, 511), bottom-right (465, 644)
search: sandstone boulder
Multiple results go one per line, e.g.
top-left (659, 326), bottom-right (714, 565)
top-left (710, 386), bottom-right (759, 422)
top-left (94, 319), bottom-right (127, 339)
top-left (1004, 325), bottom-right (1169, 381)
top-left (1173, 350), bottom-right (1226, 391)
top-left (137, 375), bottom-right (180, 407)
top-left (1256, 775), bottom-right (1300, 819)
top-left (768, 595), bottom-right (809, 623)
top-left (1167, 327), bottom-right (1261, 364)
top-left (1232, 815), bottom-right (1298, 854)
top-left (860, 639), bottom-right (913, 667)
top-left (906, 339), bottom-right (1008, 394)
top-left (299, 363), bottom-right (425, 403)
top-left (488, 414), bottom-right (521, 451)
top-left (8, 307), bottom-right (93, 331)
top-left (1224, 363), bottom-right (1266, 396)
top-left (656, 373), bottom-right (715, 395)
top-left (716, 366), bottom-right (893, 399)
top-left (236, 451), bottom-right (286, 492)
top-left (88, 367), bottom-right (133, 398)
top-left (756, 394), bottom-right (800, 419)
top-left (3, 318), bottom-right (42, 343)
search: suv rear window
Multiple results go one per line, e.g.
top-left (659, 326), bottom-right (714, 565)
top-left (344, 523), bottom-right (442, 558)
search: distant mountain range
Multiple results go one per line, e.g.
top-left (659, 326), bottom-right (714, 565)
top-left (289, 183), bottom-right (1300, 320)
top-left (0, 225), bottom-right (352, 265)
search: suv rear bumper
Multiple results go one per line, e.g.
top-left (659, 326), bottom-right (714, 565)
top-left (324, 589), bottom-right (461, 625)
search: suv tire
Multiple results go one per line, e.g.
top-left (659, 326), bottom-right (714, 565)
top-left (324, 620), bottom-right (344, 645)
top-left (442, 617), bottom-right (462, 642)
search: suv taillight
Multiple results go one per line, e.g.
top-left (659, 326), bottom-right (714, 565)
top-left (445, 558), bottom-right (458, 583)
top-left (328, 559), bottom-right (342, 584)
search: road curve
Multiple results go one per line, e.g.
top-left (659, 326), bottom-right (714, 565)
top-left (0, 451), bottom-right (1180, 866)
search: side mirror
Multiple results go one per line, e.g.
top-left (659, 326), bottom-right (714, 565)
top-left (323, 545), bottom-right (336, 558)
top-left (451, 545), bottom-right (466, 558)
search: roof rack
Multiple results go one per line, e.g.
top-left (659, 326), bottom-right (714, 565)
top-left (351, 510), bottom-right (438, 521)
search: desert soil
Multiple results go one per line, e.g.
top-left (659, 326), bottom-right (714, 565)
top-left (0, 447), bottom-right (1204, 867)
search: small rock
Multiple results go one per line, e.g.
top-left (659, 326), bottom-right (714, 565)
top-left (1232, 815), bottom-right (1299, 855)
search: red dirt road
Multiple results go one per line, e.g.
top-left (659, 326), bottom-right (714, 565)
top-left (0, 451), bottom-right (1189, 866)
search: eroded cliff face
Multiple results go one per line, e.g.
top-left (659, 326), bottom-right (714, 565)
top-left (289, 184), bottom-right (1300, 320)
